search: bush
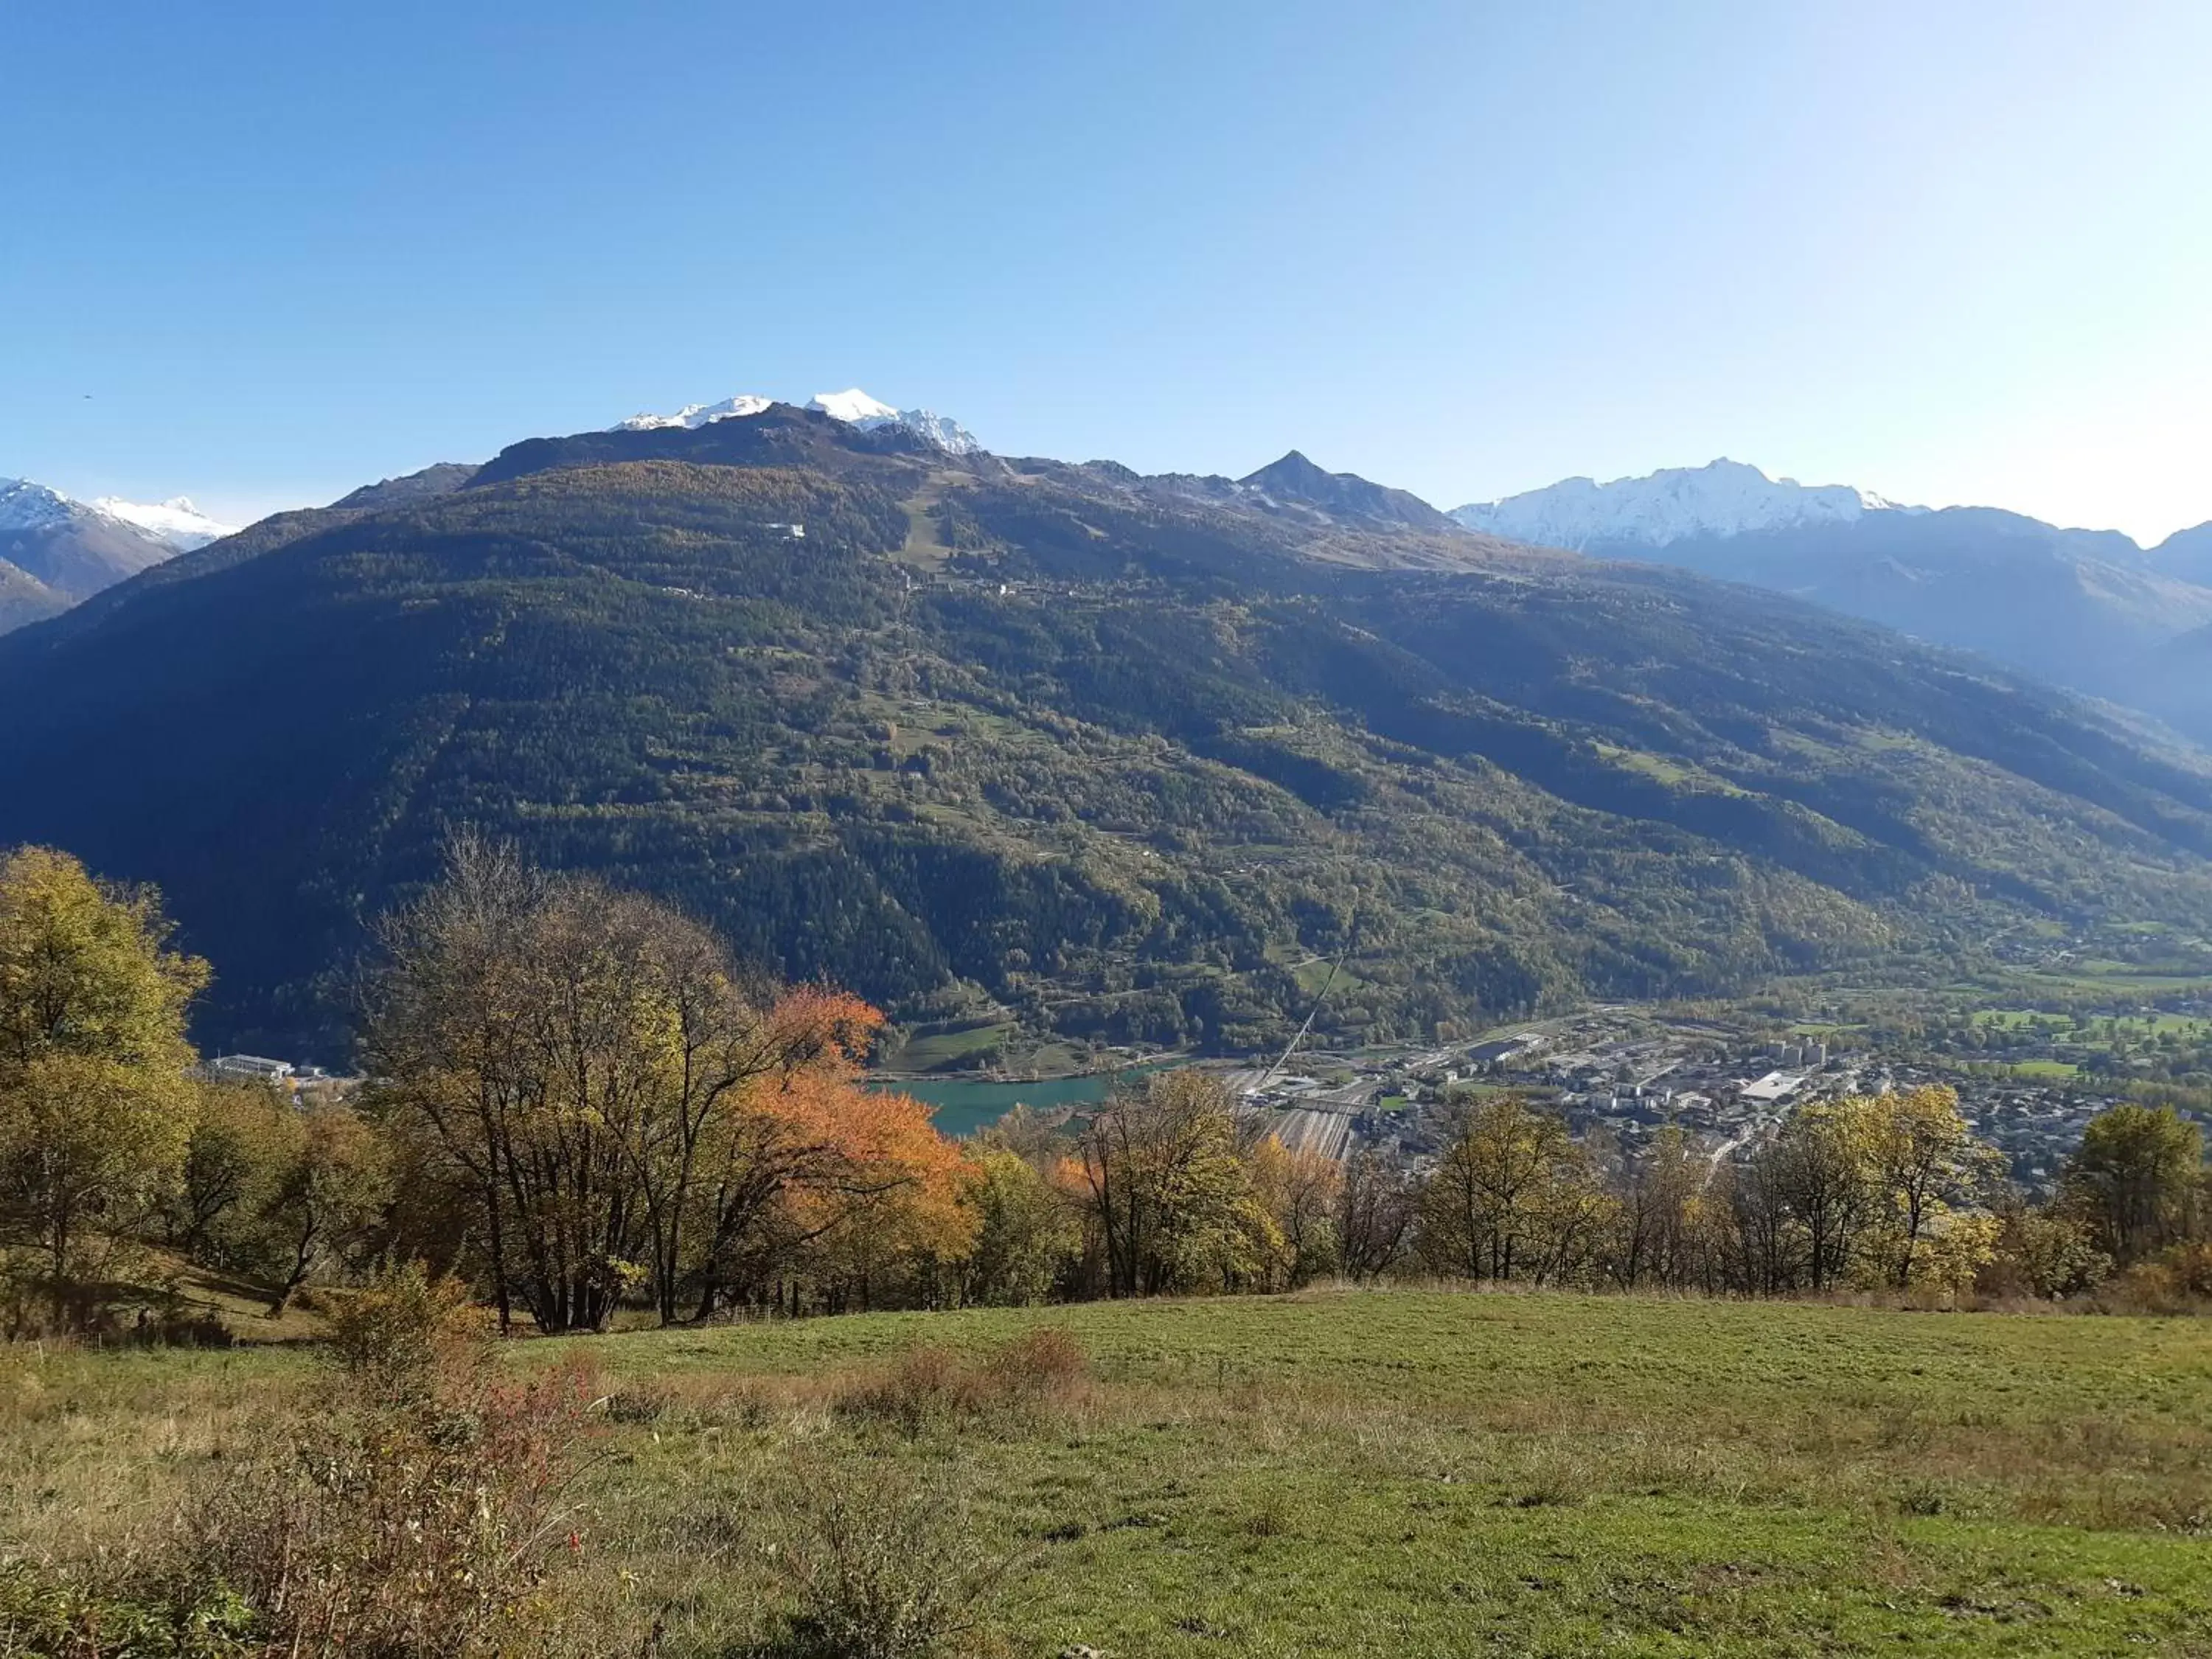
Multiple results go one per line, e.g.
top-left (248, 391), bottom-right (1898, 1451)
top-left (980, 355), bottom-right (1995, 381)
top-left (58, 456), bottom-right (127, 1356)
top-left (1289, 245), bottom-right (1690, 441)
top-left (324, 1260), bottom-right (487, 1403)
top-left (836, 1330), bottom-right (1087, 1436)
top-left (768, 1461), bottom-right (1009, 1659)
top-left (981, 1327), bottom-right (1086, 1399)
top-left (137, 1260), bottom-right (613, 1658)
top-left (2096, 1242), bottom-right (2212, 1315)
top-left (177, 1357), bottom-right (604, 1658)
top-left (0, 1562), bottom-right (255, 1658)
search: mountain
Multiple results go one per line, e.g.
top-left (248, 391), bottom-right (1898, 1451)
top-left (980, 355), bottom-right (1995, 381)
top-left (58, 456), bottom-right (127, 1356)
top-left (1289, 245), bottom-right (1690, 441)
top-left (4, 417), bottom-right (2212, 1062)
top-left (2152, 521), bottom-right (2212, 585)
top-left (616, 387), bottom-right (982, 455)
top-left (86, 494), bottom-right (234, 552)
top-left (1453, 458), bottom-right (1920, 547)
top-left (328, 462), bottom-right (480, 512)
top-left (1453, 461), bottom-right (2212, 740)
top-left (1236, 451), bottom-right (1461, 533)
top-left (0, 478), bottom-right (237, 633)
top-left (0, 559), bottom-right (65, 633)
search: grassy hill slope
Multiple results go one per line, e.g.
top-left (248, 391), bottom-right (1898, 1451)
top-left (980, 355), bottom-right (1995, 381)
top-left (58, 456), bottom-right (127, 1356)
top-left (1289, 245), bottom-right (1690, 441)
top-left (14, 1290), bottom-right (2211, 1655)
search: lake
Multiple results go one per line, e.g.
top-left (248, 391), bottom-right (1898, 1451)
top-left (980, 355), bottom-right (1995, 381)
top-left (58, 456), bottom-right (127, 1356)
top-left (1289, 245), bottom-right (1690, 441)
top-left (868, 1063), bottom-right (1175, 1138)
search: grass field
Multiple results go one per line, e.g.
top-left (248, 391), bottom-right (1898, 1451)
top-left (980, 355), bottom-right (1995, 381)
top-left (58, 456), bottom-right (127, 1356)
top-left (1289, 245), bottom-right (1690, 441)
top-left (1972, 1009), bottom-right (2212, 1043)
top-left (7, 1290), bottom-right (2212, 1656)
top-left (880, 1018), bottom-right (1020, 1072)
top-left (2003, 1058), bottom-right (2084, 1079)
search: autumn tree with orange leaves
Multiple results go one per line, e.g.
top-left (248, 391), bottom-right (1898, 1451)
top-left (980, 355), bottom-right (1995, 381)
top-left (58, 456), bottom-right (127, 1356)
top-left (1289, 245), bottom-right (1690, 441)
top-left (681, 1000), bottom-right (975, 1319)
top-left (363, 837), bottom-right (971, 1332)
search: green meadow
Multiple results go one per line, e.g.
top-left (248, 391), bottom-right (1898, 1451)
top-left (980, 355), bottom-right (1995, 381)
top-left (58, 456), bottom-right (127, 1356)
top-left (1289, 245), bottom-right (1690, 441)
top-left (11, 1290), bottom-right (2211, 1656)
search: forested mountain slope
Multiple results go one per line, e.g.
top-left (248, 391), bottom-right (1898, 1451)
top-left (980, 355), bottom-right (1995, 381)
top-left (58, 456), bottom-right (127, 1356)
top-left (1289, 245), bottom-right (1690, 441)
top-left (4, 408), bottom-right (2211, 1059)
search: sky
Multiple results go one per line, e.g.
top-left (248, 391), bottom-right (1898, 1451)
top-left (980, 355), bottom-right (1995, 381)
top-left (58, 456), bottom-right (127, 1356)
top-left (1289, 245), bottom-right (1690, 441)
top-left (3, 1), bottom-right (2209, 543)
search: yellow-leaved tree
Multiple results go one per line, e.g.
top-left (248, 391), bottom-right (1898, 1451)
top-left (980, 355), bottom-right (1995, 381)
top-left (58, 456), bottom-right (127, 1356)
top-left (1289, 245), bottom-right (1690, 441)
top-left (1420, 1094), bottom-right (1610, 1285)
top-left (0, 846), bottom-right (208, 1324)
top-left (1864, 1085), bottom-right (2001, 1290)
top-left (1066, 1070), bottom-right (1278, 1297)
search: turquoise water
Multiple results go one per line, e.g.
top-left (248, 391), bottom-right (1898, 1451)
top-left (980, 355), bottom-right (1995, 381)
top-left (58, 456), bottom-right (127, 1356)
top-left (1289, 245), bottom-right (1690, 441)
top-left (868, 1063), bottom-right (1174, 1139)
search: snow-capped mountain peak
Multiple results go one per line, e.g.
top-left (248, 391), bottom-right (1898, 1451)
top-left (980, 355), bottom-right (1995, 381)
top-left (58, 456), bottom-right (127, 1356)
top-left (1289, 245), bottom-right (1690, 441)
top-left (613, 394), bottom-right (773, 432)
top-left (0, 479), bottom-right (77, 532)
top-left (1450, 458), bottom-right (1925, 550)
top-left (807, 388), bottom-right (900, 425)
top-left (1, 477), bottom-right (235, 552)
top-left (808, 388), bottom-right (981, 454)
top-left (612, 389), bottom-right (981, 454)
top-left (88, 494), bottom-right (236, 551)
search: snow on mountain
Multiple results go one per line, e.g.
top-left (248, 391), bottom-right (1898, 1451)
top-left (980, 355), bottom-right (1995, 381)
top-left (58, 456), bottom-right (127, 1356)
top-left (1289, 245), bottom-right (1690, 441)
top-left (886, 409), bottom-right (982, 453)
top-left (807, 389), bottom-right (981, 454)
top-left (613, 389), bottom-right (981, 454)
top-left (1, 476), bottom-right (232, 630)
top-left (613, 394), bottom-right (773, 432)
top-left (87, 494), bottom-right (236, 552)
top-left (805, 389), bottom-right (900, 425)
top-left (0, 479), bottom-right (77, 532)
top-left (1, 478), bottom-right (236, 552)
top-left (1450, 459), bottom-right (1925, 550)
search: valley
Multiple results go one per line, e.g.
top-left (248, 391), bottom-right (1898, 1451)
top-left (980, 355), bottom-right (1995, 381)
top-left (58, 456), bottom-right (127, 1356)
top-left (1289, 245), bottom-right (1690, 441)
top-left (13, 14), bottom-right (2212, 1659)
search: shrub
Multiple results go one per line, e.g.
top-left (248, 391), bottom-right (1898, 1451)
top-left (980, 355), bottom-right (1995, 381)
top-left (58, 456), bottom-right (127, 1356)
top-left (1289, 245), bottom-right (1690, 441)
top-left (836, 1330), bottom-right (1087, 1436)
top-left (768, 1461), bottom-right (1009, 1659)
top-left (2096, 1242), bottom-right (2212, 1315)
top-left (0, 1562), bottom-right (255, 1658)
top-left (324, 1260), bottom-right (487, 1403)
top-left (150, 1269), bottom-right (609, 1658)
top-left (981, 1327), bottom-right (1086, 1400)
top-left (176, 1357), bottom-right (603, 1658)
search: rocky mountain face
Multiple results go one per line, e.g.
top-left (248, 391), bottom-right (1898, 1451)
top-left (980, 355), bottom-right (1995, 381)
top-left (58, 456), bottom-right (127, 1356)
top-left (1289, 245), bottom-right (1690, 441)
top-left (1237, 450), bottom-right (1464, 532)
top-left (2152, 521), bottom-right (2212, 585)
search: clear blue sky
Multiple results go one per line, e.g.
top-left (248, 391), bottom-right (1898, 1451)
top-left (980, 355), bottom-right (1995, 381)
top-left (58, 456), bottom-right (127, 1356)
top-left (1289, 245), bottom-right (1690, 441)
top-left (4, 1), bottom-right (2208, 541)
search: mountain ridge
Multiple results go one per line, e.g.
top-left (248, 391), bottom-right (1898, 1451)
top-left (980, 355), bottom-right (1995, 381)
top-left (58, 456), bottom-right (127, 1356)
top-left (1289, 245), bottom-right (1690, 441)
top-left (4, 411), bottom-right (2211, 1061)
top-left (1453, 458), bottom-right (1919, 547)
top-left (614, 386), bottom-right (982, 454)
top-left (1237, 450), bottom-right (1463, 533)
top-left (1450, 459), bottom-right (2212, 742)
top-left (0, 476), bottom-right (237, 633)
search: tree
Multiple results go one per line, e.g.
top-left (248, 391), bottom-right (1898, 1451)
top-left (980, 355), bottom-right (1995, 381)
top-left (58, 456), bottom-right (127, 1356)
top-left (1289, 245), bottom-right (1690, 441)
top-left (1763, 1098), bottom-right (1882, 1292)
top-left (0, 847), bottom-right (207, 1317)
top-left (1607, 1126), bottom-right (1705, 1289)
top-left (1068, 1070), bottom-right (1274, 1298)
top-left (1247, 1136), bottom-right (1340, 1290)
top-left (1865, 1085), bottom-right (2000, 1288)
top-left (169, 1081), bottom-right (298, 1265)
top-left (958, 1148), bottom-right (1078, 1307)
top-left (672, 991), bottom-right (943, 1321)
top-left (1420, 1096), bottom-right (1599, 1284)
top-left (1980, 1193), bottom-right (2106, 1298)
top-left (1335, 1147), bottom-right (1418, 1282)
top-left (2065, 1105), bottom-right (2204, 1265)
top-left (364, 836), bottom-right (962, 1331)
top-left (771, 1079), bottom-right (978, 1314)
top-left (0, 846), bottom-right (207, 1071)
top-left (260, 1105), bottom-right (393, 1315)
